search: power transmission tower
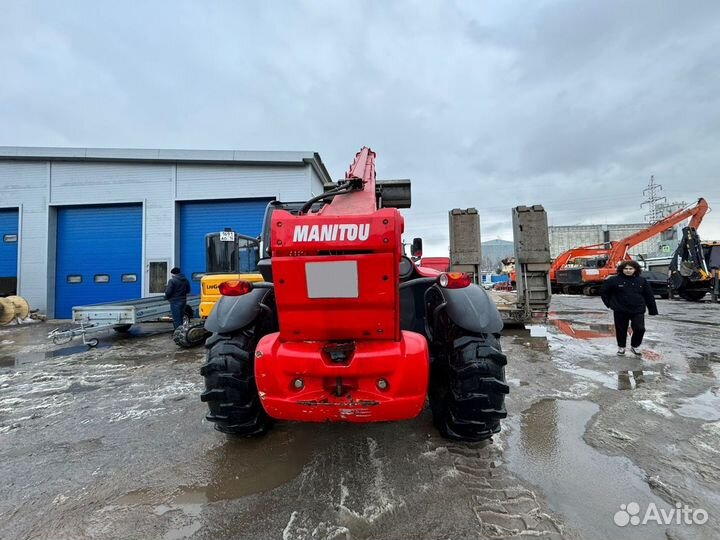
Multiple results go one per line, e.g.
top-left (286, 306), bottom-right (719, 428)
top-left (641, 175), bottom-right (667, 222)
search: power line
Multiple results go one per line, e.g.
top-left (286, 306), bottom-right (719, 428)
top-left (640, 175), bottom-right (667, 222)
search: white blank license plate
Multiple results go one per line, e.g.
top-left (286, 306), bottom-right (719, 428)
top-left (305, 261), bottom-right (359, 298)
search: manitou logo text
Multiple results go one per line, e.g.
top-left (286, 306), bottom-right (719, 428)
top-left (293, 224), bottom-right (371, 243)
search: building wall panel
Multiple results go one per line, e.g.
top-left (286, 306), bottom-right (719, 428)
top-left (0, 153), bottom-right (325, 314)
top-left (0, 161), bottom-right (49, 309)
top-left (176, 164), bottom-right (310, 201)
top-left (50, 162), bottom-right (173, 205)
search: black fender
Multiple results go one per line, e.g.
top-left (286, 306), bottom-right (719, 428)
top-left (437, 284), bottom-right (504, 334)
top-left (205, 285), bottom-right (274, 335)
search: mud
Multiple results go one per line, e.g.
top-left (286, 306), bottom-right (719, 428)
top-left (0, 295), bottom-right (719, 539)
top-left (507, 399), bottom-right (671, 540)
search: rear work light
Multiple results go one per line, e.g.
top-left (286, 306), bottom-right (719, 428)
top-left (438, 272), bottom-right (472, 289)
top-left (218, 280), bottom-right (254, 296)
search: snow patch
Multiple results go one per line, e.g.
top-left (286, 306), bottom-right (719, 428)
top-left (637, 400), bottom-right (674, 418)
top-left (552, 380), bottom-right (598, 399)
top-left (557, 366), bottom-right (617, 389)
top-left (283, 511), bottom-right (349, 540)
top-left (420, 446), bottom-right (449, 460)
top-left (334, 438), bottom-right (404, 524)
top-left (527, 325), bottom-right (548, 337)
top-left (440, 466), bottom-right (461, 480)
top-left (109, 407), bottom-right (166, 423)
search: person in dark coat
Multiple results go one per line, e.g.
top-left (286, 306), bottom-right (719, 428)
top-left (600, 260), bottom-right (658, 356)
top-left (165, 267), bottom-right (191, 330)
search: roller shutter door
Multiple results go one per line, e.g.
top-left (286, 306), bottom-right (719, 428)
top-left (0, 208), bottom-right (19, 296)
top-left (55, 204), bottom-right (142, 318)
top-left (179, 199), bottom-right (271, 294)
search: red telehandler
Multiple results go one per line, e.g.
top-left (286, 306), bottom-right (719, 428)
top-left (553, 198), bottom-right (709, 295)
top-left (200, 148), bottom-right (508, 441)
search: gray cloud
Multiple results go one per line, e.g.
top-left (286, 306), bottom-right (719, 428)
top-left (1, 0), bottom-right (719, 256)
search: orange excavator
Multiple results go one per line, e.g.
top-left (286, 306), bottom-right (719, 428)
top-left (553, 198), bottom-right (709, 295)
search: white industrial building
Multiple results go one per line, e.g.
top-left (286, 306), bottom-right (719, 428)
top-left (548, 223), bottom-right (681, 259)
top-left (0, 147), bottom-right (332, 318)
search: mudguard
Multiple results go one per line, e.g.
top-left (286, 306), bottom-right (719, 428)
top-left (440, 284), bottom-right (504, 334)
top-left (204, 286), bottom-right (273, 335)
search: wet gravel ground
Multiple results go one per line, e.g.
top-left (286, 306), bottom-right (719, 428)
top-left (0, 295), bottom-right (719, 539)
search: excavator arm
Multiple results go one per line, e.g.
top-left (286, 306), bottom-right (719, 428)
top-left (554, 198), bottom-right (710, 295)
top-left (608, 198), bottom-right (709, 263)
top-left (550, 242), bottom-right (609, 281)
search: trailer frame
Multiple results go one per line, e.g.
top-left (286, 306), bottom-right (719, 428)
top-left (48, 295), bottom-right (200, 347)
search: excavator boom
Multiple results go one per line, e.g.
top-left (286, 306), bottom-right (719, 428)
top-left (555, 197), bottom-right (710, 294)
top-left (607, 198), bottom-right (709, 263)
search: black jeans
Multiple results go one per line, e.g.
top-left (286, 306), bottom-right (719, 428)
top-left (170, 301), bottom-right (186, 330)
top-left (613, 311), bottom-right (645, 348)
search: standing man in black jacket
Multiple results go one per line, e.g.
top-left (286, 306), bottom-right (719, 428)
top-left (165, 267), bottom-right (192, 330)
top-left (600, 260), bottom-right (658, 356)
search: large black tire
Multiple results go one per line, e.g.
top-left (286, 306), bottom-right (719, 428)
top-left (173, 322), bottom-right (210, 348)
top-left (679, 290), bottom-right (706, 302)
top-left (582, 285), bottom-right (600, 296)
top-left (200, 330), bottom-right (273, 437)
top-left (430, 334), bottom-right (508, 442)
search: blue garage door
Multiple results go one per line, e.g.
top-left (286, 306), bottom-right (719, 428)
top-left (0, 208), bottom-right (19, 296)
top-left (55, 204), bottom-right (142, 319)
top-left (179, 199), bottom-right (271, 294)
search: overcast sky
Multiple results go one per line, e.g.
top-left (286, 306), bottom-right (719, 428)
top-left (2, 0), bottom-right (719, 255)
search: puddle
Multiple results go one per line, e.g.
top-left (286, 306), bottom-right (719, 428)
top-left (507, 399), bottom-right (673, 540)
top-left (550, 319), bottom-right (615, 340)
top-left (617, 371), bottom-right (646, 390)
top-left (556, 365), bottom-right (618, 389)
top-left (56, 343), bottom-right (112, 356)
top-left (687, 354), bottom-right (720, 377)
top-left (172, 351), bottom-right (203, 364)
top-left (117, 423), bottom-right (318, 509)
top-left (676, 388), bottom-right (720, 421)
top-left (549, 309), bottom-right (609, 317)
top-left (0, 342), bottom-right (113, 368)
top-left (665, 318), bottom-right (720, 328)
top-left (505, 328), bottom-right (550, 352)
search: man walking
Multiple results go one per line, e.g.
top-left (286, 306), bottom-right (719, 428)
top-left (600, 260), bottom-right (658, 356)
top-left (165, 267), bottom-right (191, 330)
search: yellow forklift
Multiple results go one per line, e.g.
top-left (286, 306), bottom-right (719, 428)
top-left (173, 229), bottom-right (263, 347)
